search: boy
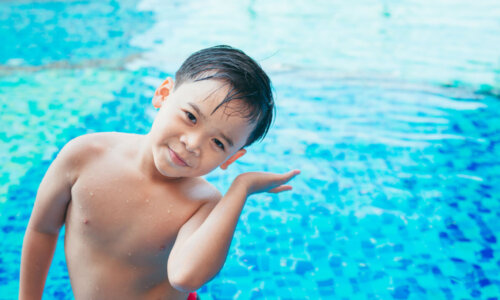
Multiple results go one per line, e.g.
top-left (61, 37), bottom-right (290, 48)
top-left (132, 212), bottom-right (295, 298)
top-left (19, 45), bottom-right (299, 299)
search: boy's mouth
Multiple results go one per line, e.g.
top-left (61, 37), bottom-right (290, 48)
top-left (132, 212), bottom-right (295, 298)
top-left (168, 147), bottom-right (189, 167)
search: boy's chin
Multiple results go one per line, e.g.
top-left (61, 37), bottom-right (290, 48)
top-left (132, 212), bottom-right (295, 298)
top-left (156, 165), bottom-right (215, 179)
top-left (153, 155), bottom-right (220, 178)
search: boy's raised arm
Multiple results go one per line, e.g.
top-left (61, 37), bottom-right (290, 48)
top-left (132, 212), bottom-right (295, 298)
top-left (19, 138), bottom-right (82, 300)
top-left (167, 170), bottom-right (300, 292)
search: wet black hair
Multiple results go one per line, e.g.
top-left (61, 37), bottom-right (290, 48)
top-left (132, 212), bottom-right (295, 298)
top-left (174, 45), bottom-right (274, 147)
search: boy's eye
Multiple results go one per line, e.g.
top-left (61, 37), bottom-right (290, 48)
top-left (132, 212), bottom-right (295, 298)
top-left (186, 111), bottom-right (197, 124)
top-left (213, 139), bottom-right (225, 150)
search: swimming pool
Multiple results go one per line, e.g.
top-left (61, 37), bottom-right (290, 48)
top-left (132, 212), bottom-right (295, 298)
top-left (1, 0), bottom-right (499, 299)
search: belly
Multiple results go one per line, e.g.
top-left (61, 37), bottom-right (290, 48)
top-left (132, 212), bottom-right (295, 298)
top-left (63, 178), bottom-right (194, 299)
top-left (64, 249), bottom-right (189, 300)
top-left (57, 136), bottom-right (207, 299)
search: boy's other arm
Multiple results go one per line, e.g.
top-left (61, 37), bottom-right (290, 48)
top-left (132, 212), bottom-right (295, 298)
top-left (19, 137), bottom-right (86, 300)
top-left (167, 170), bottom-right (300, 292)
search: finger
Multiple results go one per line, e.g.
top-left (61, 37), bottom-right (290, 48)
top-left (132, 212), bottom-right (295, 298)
top-left (268, 185), bottom-right (292, 193)
top-left (277, 170), bottom-right (301, 184)
top-left (287, 169), bottom-right (301, 178)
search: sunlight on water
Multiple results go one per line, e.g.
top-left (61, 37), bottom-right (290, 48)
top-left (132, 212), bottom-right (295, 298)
top-left (0, 0), bottom-right (499, 299)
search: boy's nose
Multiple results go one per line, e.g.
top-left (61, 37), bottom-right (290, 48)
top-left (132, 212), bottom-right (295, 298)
top-left (180, 134), bottom-right (201, 156)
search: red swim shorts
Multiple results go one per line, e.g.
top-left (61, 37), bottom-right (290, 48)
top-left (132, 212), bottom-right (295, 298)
top-left (187, 292), bottom-right (199, 300)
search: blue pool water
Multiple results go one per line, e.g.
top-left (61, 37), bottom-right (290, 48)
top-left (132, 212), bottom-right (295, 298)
top-left (1, 0), bottom-right (500, 299)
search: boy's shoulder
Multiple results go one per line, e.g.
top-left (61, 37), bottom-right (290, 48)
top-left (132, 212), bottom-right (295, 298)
top-left (57, 132), bottom-right (129, 169)
top-left (180, 176), bottom-right (223, 204)
top-left (62, 132), bottom-right (123, 157)
top-left (70, 131), bottom-right (131, 144)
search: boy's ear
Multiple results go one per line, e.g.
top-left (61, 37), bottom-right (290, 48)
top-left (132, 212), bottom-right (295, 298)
top-left (152, 77), bottom-right (174, 108)
top-left (220, 149), bottom-right (246, 170)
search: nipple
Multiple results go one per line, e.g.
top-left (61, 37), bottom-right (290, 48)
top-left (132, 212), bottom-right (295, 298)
top-left (83, 219), bottom-right (89, 225)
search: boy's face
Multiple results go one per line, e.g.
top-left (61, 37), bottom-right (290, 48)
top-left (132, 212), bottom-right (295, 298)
top-left (149, 79), bottom-right (254, 178)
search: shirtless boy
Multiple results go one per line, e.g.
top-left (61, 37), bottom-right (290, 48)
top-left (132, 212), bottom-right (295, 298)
top-left (19, 45), bottom-right (299, 299)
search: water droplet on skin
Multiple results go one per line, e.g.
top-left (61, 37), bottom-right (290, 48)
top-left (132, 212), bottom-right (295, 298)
top-left (126, 199), bottom-right (129, 203)
top-left (145, 198), bottom-right (150, 203)
top-left (89, 192), bottom-right (94, 197)
top-left (167, 209), bottom-right (171, 213)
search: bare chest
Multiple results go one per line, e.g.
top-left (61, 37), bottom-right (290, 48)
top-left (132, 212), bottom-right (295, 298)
top-left (65, 161), bottom-right (199, 262)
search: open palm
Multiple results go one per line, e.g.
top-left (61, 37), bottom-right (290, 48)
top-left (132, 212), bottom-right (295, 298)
top-left (236, 170), bottom-right (300, 195)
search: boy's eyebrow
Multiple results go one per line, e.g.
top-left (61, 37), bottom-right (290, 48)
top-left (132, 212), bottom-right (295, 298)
top-left (188, 102), bottom-right (235, 148)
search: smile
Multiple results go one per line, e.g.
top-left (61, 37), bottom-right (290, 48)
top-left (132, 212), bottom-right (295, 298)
top-left (168, 147), bottom-right (189, 167)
